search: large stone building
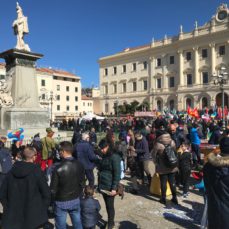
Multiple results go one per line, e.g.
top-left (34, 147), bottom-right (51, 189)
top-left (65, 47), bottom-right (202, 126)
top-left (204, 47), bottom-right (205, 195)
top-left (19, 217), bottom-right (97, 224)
top-left (0, 63), bottom-right (83, 121)
top-left (98, 4), bottom-right (229, 114)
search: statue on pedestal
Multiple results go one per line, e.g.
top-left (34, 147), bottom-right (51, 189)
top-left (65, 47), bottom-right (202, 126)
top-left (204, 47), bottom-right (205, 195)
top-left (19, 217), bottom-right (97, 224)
top-left (12, 2), bottom-right (30, 52)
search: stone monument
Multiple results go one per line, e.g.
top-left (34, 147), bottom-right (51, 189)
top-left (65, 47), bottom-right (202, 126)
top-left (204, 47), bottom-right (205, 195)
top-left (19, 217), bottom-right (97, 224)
top-left (0, 2), bottom-right (49, 137)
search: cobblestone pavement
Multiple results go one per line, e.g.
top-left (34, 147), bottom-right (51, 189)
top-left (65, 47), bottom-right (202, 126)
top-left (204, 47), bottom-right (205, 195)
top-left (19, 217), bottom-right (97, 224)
top-left (49, 176), bottom-right (204, 229)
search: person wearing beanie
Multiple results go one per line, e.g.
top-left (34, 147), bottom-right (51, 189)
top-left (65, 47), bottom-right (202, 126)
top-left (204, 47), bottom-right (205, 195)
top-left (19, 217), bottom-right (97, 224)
top-left (203, 132), bottom-right (229, 229)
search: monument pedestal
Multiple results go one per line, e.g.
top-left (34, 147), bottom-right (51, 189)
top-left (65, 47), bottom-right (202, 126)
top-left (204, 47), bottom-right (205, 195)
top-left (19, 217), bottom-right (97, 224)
top-left (0, 49), bottom-right (49, 138)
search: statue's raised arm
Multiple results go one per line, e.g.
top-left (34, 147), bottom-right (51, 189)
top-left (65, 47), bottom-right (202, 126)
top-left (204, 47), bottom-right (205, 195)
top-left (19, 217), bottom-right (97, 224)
top-left (12, 2), bottom-right (30, 52)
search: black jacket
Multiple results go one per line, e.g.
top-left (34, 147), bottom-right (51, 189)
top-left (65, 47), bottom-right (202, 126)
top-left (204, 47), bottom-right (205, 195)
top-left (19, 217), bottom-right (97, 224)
top-left (178, 151), bottom-right (192, 171)
top-left (81, 197), bottom-right (101, 228)
top-left (50, 158), bottom-right (84, 201)
top-left (0, 161), bottom-right (50, 229)
top-left (204, 153), bottom-right (229, 229)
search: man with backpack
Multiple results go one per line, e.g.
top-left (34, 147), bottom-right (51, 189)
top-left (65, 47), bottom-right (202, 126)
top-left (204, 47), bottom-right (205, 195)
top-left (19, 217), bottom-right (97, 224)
top-left (152, 128), bottom-right (178, 205)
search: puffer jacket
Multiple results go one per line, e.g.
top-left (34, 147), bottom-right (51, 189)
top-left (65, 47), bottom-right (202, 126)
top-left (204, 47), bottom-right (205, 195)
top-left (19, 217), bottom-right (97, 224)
top-left (204, 153), bottom-right (229, 229)
top-left (152, 133), bottom-right (178, 174)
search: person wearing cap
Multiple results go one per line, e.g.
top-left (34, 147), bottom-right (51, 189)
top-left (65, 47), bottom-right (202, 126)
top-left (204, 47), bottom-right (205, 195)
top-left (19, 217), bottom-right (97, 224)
top-left (97, 138), bottom-right (121, 229)
top-left (41, 127), bottom-right (56, 171)
top-left (203, 129), bottom-right (229, 229)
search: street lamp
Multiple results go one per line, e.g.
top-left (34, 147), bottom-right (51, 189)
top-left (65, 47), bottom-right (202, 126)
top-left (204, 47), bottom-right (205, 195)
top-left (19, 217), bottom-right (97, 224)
top-left (212, 66), bottom-right (229, 130)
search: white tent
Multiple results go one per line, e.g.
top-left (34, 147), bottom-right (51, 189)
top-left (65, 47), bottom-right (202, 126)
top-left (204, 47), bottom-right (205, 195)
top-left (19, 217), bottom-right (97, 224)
top-left (81, 113), bottom-right (104, 121)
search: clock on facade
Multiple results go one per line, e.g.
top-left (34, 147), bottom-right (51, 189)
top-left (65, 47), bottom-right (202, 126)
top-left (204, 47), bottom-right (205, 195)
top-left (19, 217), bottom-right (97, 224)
top-left (217, 10), bottom-right (227, 21)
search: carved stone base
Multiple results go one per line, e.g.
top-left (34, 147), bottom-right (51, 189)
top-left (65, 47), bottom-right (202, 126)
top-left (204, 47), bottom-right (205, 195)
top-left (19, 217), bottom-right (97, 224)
top-left (0, 107), bottom-right (49, 137)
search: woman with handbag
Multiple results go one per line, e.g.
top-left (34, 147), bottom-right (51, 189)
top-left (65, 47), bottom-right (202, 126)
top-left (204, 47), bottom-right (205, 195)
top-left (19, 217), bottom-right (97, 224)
top-left (97, 139), bottom-right (121, 229)
top-left (41, 128), bottom-right (56, 171)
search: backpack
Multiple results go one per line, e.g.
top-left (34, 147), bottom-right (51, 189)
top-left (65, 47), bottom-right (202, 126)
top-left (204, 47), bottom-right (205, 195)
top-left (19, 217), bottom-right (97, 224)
top-left (162, 144), bottom-right (178, 168)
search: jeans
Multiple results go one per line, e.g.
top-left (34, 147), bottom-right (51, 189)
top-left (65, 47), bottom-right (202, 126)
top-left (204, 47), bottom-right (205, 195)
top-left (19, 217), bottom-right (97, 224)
top-left (55, 200), bottom-right (83, 229)
top-left (159, 173), bottom-right (177, 199)
top-left (191, 144), bottom-right (201, 163)
top-left (102, 193), bottom-right (115, 229)
top-left (85, 169), bottom-right (95, 187)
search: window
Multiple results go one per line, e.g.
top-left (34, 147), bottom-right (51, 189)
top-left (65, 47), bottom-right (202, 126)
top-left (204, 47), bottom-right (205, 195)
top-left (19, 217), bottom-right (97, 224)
top-left (75, 87), bottom-right (78, 92)
top-left (133, 63), bottom-right (137, 71)
top-left (53, 76), bottom-right (57, 80)
top-left (113, 84), bottom-right (117, 94)
top-left (41, 94), bottom-right (45, 100)
top-left (83, 102), bottom-right (85, 106)
top-left (133, 82), bottom-right (137, 92)
top-left (202, 49), bottom-right (208, 58)
top-left (170, 56), bottom-right (175, 64)
top-left (66, 106), bottom-right (69, 111)
top-left (122, 65), bottom-right (126, 73)
top-left (104, 85), bottom-right (108, 95)
top-left (157, 58), bottom-right (161, 67)
top-left (104, 68), bottom-right (108, 76)
top-left (0, 75), bottom-right (5, 80)
top-left (143, 61), bottom-right (147, 70)
top-left (105, 103), bottom-right (109, 113)
top-left (75, 96), bottom-right (78, 101)
top-left (72, 79), bottom-right (76, 82)
top-left (75, 106), bottom-right (78, 111)
top-left (41, 79), bottom-right (45, 87)
top-left (202, 72), bottom-right (208, 84)
top-left (66, 86), bottom-right (69, 92)
top-left (66, 96), bottom-right (69, 101)
top-left (187, 74), bottom-right (192, 85)
top-left (57, 105), bottom-right (60, 111)
top-left (202, 97), bottom-right (208, 108)
top-left (64, 78), bottom-right (67, 81)
top-left (169, 77), bottom-right (175, 88)
top-left (143, 80), bottom-right (147, 90)
top-left (219, 45), bottom-right (225, 56)
top-left (88, 103), bottom-right (90, 106)
top-left (157, 78), bottom-right (162, 89)
top-left (56, 95), bottom-right (60, 101)
top-left (123, 83), bottom-right (126, 93)
top-left (57, 85), bottom-right (60, 91)
top-left (186, 52), bottom-right (192, 61)
top-left (113, 66), bottom-right (117, 75)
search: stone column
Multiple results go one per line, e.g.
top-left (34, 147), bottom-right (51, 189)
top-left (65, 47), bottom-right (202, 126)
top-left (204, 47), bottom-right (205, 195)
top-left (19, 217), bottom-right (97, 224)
top-left (210, 43), bottom-right (216, 75)
top-left (178, 50), bottom-right (184, 87)
top-left (193, 47), bottom-right (200, 85)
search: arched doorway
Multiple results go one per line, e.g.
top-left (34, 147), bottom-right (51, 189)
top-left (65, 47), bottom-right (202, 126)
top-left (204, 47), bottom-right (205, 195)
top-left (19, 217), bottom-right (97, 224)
top-left (216, 93), bottom-right (229, 107)
top-left (202, 97), bottom-right (208, 109)
top-left (169, 100), bottom-right (175, 111)
top-left (157, 100), bottom-right (162, 111)
top-left (186, 98), bottom-right (193, 109)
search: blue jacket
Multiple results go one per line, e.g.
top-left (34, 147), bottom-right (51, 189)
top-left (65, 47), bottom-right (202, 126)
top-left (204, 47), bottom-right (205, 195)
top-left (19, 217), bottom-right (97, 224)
top-left (80, 197), bottom-right (101, 228)
top-left (74, 140), bottom-right (97, 170)
top-left (190, 128), bottom-right (201, 145)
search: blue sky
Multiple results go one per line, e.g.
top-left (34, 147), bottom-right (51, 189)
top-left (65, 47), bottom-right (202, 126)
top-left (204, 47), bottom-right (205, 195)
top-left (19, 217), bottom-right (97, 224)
top-left (0, 0), bottom-right (225, 87)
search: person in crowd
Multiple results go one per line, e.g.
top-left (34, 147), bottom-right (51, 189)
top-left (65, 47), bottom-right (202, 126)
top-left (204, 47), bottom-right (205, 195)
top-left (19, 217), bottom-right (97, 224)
top-left (72, 126), bottom-right (82, 146)
top-left (190, 123), bottom-right (201, 165)
top-left (75, 132), bottom-right (98, 187)
top-left (81, 185), bottom-right (101, 229)
top-left (50, 141), bottom-right (85, 229)
top-left (208, 123), bottom-right (221, 145)
top-left (203, 129), bottom-right (229, 229)
top-left (169, 124), bottom-right (186, 149)
top-left (0, 146), bottom-right (50, 229)
top-left (89, 127), bottom-right (97, 145)
top-left (11, 140), bottom-right (23, 161)
top-left (152, 127), bottom-right (178, 205)
top-left (41, 127), bottom-right (56, 171)
top-left (0, 141), bottom-right (12, 187)
top-left (177, 143), bottom-right (192, 198)
top-left (135, 131), bottom-right (154, 186)
top-left (98, 139), bottom-right (121, 229)
top-left (0, 136), bottom-right (7, 146)
top-left (127, 129), bottom-right (139, 193)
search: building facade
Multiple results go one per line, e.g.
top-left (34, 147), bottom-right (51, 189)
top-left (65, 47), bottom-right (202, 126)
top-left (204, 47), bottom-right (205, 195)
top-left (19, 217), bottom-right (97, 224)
top-left (98, 4), bottom-right (229, 114)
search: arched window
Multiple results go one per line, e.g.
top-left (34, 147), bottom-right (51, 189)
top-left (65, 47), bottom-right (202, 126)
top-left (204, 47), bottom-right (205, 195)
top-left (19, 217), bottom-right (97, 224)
top-left (157, 100), bottom-right (162, 111)
top-left (202, 97), bottom-right (208, 109)
top-left (169, 100), bottom-right (175, 111)
top-left (186, 98), bottom-right (192, 109)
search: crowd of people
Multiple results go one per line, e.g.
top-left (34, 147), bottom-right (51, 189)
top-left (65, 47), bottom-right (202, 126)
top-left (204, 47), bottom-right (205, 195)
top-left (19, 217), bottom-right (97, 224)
top-left (0, 112), bottom-right (228, 228)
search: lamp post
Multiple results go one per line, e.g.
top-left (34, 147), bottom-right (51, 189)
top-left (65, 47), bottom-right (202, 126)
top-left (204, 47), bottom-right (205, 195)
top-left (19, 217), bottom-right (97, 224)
top-left (212, 66), bottom-right (229, 130)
